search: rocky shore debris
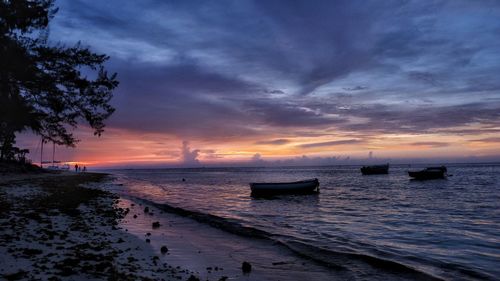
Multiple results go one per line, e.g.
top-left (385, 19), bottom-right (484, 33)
top-left (152, 221), bottom-right (161, 229)
top-left (187, 274), bottom-right (200, 281)
top-left (161, 246), bottom-right (169, 254)
top-left (242, 261), bottom-right (252, 273)
top-left (0, 173), bottom-right (192, 280)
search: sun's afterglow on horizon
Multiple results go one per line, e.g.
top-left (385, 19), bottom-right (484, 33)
top-left (18, 124), bottom-right (500, 168)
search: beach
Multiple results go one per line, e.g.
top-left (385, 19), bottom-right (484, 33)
top-left (0, 172), bottom-right (192, 280)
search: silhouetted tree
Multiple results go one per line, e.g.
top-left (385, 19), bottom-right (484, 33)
top-left (0, 0), bottom-right (118, 161)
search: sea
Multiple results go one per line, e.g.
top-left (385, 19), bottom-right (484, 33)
top-left (102, 163), bottom-right (500, 280)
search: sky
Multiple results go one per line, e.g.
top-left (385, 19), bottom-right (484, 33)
top-left (18, 0), bottom-right (500, 167)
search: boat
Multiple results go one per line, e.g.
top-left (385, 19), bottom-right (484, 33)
top-left (408, 166), bottom-right (447, 180)
top-left (361, 164), bottom-right (389, 175)
top-left (250, 178), bottom-right (320, 196)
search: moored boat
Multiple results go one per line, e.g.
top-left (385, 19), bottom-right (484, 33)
top-left (250, 178), bottom-right (320, 196)
top-left (408, 166), bottom-right (447, 180)
top-left (360, 164), bottom-right (389, 175)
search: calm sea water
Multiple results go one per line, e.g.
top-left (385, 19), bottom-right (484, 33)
top-left (104, 164), bottom-right (500, 280)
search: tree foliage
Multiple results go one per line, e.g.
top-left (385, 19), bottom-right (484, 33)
top-left (0, 0), bottom-right (118, 160)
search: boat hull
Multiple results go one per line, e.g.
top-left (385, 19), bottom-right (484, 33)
top-left (250, 178), bottom-right (319, 196)
top-left (408, 170), bottom-right (445, 180)
top-left (361, 165), bottom-right (389, 175)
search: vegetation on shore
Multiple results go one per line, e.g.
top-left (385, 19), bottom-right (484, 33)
top-left (0, 161), bottom-right (43, 174)
top-left (1, 0), bottom-right (118, 162)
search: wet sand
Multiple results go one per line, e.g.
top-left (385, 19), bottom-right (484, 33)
top-left (116, 197), bottom-right (342, 281)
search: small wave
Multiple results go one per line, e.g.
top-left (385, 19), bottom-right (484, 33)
top-left (132, 197), bottom-right (455, 280)
top-left (280, 240), bottom-right (446, 280)
top-left (139, 198), bottom-right (272, 240)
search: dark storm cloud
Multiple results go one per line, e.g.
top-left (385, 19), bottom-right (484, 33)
top-left (50, 0), bottom-right (500, 140)
top-left (106, 60), bottom-right (263, 139)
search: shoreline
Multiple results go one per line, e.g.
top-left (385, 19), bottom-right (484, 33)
top-left (113, 193), bottom-right (446, 281)
top-left (114, 197), bottom-right (344, 281)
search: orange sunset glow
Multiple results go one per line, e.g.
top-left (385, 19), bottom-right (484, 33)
top-left (19, 125), bottom-right (500, 167)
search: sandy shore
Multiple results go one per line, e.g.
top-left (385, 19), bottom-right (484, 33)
top-left (0, 172), bottom-right (193, 281)
top-left (113, 197), bottom-right (342, 281)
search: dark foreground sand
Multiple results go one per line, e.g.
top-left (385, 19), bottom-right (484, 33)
top-left (0, 172), bottom-right (193, 281)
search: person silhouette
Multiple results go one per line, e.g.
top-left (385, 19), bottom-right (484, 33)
top-left (75, 164), bottom-right (79, 172)
top-left (83, 166), bottom-right (87, 172)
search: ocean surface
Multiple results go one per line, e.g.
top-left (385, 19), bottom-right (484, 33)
top-left (103, 164), bottom-right (500, 280)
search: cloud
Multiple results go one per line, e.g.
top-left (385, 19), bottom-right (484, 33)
top-left (181, 141), bottom-right (200, 166)
top-left (245, 100), bottom-right (343, 127)
top-left (45, 0), bottom-right (500, 149)
top-left (329, 102), bottom-right (500, 135)
top-left (298, 139), bottom-right (364, 149)
top-left (154, 150), bottom-right (180, 158)
top-left (105, 60), bottom-right (265, 140)
top-left (469, 137), bottom-right (500, 143)
top-left (343, 86), bottom-right (367, 91)
top-left (254, 139), bottom-right (290, 145)
top-left (407, 71), bottom-right (439, 86)
top-left (251, 153), bottom-right (264, 163)
top-left (409, 142), bottom-right (450, 148)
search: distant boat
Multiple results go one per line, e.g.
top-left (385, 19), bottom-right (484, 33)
top-left (47, 163), bottom-right (70, 170)
top-left (250, 178), bottom-right (320, 196)
top-left (361, 164), bottom-right (389, 175)
top-left (408, 166), bottom-right (447, 180)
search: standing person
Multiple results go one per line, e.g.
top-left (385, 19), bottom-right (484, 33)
top-left (75, 164), bottom-right (78, 172)
top-left (83, 166), bottom-right (87, 172)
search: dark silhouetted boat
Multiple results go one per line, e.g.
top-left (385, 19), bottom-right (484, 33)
top-left (360, 164), bottom-right (389, 175)
top-left (408, 166), bottom-right (447, 180)
top-left (250, 178), bottom-right (319, 196)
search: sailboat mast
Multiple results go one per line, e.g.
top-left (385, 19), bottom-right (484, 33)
top-left (52, 142), bottom-right (55, 166)
top-left (40, 138), bottom-right (44, 168)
